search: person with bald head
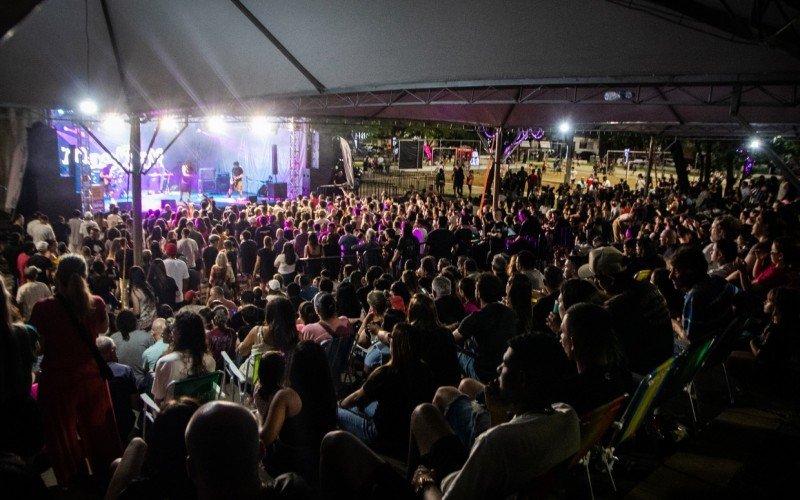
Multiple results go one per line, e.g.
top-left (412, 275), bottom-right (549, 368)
top-left (185, 401), bottom-right (311, 499)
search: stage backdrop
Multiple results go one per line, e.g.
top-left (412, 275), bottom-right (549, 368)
top-left (55, 121), bottom-right (307, 196)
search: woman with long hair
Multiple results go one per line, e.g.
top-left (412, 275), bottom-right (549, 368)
top-left (506, 272), bottom-right (533, 335)
top-left (254, 351), bottom-right (286, 415)
top-left (237, 296), bottom-right (299, 361)
top-left (274, 241), bottom-right (298, 284)
top-left (406, 293), bottom-right (460, 388)
top-left (0, 279), bottom-right (42, 460)
top-left (209, 251), bottom-right (234, 292)
top-left (148, 259), bottom-right (178, 310)
top-left (337, 322), bottom-right (436, 459)
top-left (335, 281), bottom-right (362, 319)
top-left (29, 254), bottom-right (122, 485)
top-left (304, 232), bottom-right (323, 279)
top-left (128, 266), bottom-right (156, 331)
top-left (151, 311), bottom-right (215, 404)
top-left (259, 341), bottom-right (337, 487)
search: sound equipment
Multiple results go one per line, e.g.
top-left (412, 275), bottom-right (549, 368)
top-left (200, 179), bottom-right (216, 193)
top-left (257, 183), bottom-right (287, 199)
top-left (199, 168), bottom-right (215, 180)
top-left (248, 196), bottom-right (258, 204)
top-left (272, 182), bottom-right (287, 199)
top-left (216, 174), bottom-right (229, 193)
top-left (117, 201), bottom-right (132, 211)
top-left (272, 144), bottom-right (278, 175)
top-left (161, 199), bottom-right (177, 210)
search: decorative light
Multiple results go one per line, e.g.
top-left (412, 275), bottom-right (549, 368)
top-left (102, 113), bottom-right (126, 132)
top-left (206, 115), bottom-right (226, 134)
top-left (558, 121), bottom-right (571, 134)
top-left (79, 99), bottom-right (98, 115)
top-left (250, 116), bottom-right (274, 135)
top-left (160, 115), bottom-right (179, 132)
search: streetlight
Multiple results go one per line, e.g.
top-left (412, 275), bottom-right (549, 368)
top-left (558, 121), bottom-right (571, 134)
top-left (749, 138), bottom-right (761, 150)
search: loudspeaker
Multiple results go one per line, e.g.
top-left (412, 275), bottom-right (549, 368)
top-left (161, 199), bottom-right (177, 209)
top-left (273, 182), bottom-right (287, 199)
top-left (272, 144), bottom-right (278, 175)
top-left (200, 179), bottom-right (216, 193)
top-left (216, 174), bottom-right (229, 193)
top-left (199, 168), bottom-right (215, 180)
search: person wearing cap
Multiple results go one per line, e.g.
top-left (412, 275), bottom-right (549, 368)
top-left (16, 265), bottom-right (53, 320)
top-left (181, 290), bottom-right (205, 315)
top-left (26, 241), bottom-right (55, 286)
top-left (265, 279), bottom-right (286, 303)
top-left (578, 246), bottom-right (673, 376)
top-left (163, 242), bottom-right (189, 307)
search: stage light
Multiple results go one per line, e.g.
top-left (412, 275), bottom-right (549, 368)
top-left (160, 115), bottom-right (179, 132)
top-left (207, 115), bottom-right (226, 134)
top-left (749, 138), bottom-right (761, 150)
top-left (102, 114), bottom-right (126, 132)
top-left (558, 121), bottom-right (571, 134)
top-left (250, 116), bottom-right (273, 135)
top-left (79, 99), bottom-right (98, 115)
top-left (56, 109), bottom-right (65, 116)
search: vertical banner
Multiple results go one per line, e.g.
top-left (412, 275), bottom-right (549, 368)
top-left (311, 130), bottom-right (319, 169)
top-left (339, 137), bottom-right (354, 186)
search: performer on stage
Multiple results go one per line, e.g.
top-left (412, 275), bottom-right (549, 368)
top-left (100, 163), bottom-right (114, 197)
top-left (227, 161), bottom-right (244, 197)
top-left (179, 161), bottom-right (196, 202)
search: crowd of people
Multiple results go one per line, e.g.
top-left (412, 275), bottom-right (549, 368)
top-left (0, 168), bottom-right (798, 499)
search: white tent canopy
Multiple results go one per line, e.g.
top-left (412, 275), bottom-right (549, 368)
top-left (1, 0), bottom-right (799, 135)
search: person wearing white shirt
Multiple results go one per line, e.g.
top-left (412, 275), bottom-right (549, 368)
top-left (177, 228), bottom-right (200, 269)
top-left (163, 243), bottom-right (190, 306)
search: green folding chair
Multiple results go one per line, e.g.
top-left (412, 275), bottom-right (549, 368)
top-left (168, 371), bottom-right (224, 404)
top-left (569, 394), bottom-right (628, 500)
top-left (661, 337), bottom-right (716, 425)
top-left (602, 357), bottom-right (676, 491)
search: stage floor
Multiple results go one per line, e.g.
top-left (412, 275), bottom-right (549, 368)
top-left (108, 191), bottom-right (276, 212)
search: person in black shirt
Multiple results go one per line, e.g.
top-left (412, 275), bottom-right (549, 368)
top-left (454, 273), bottom-right (517, 382)
top-left (26, 242), bottom-right (54, 286)
top-left (202, 235), bottom-right (220, 281)
top-left (431, 276), bottom-right (465, 328)
top-left (239, 230), bottom-right (259, 286)
top-left (453, 164), bottom-right (465, 196)
top-left (254, 236), bottom-right (276, 287)
top-left (426, 216), bottom-right (456, 262)
top-left (453, 215), bottom-right (475, 258)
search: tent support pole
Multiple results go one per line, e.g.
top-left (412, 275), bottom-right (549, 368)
top-left (492, 127), bottom-right (502, 211)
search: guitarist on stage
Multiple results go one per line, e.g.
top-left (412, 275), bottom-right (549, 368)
top-left (99, 163), bottom-right (115, 197)
top-left (228, 161), bottom-right (244, 197)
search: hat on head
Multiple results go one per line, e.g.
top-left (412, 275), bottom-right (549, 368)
top-left (184, 290), bottom-right (197, 303)
top-left (578, 246), bottom-right (628, 279)
top-left (35, 241), bottom-right (49, 252)
top-left (165, 243), bottom-right (178, 257)
top-left (268, 279), bottom-right (281, 291)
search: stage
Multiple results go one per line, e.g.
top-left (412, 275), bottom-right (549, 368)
top-left (106, 190), bottom-right (284, 212)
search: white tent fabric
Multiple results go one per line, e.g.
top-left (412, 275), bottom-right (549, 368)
top-left (0, 1), bottom-right (798, 132)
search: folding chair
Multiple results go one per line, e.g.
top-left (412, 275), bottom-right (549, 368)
top-left (221, 351), bottom-right (247, 405)
top-left (322, 334), bottom-right (356, 397)
top-left (703, 316), bottom-right (754, 405)
top-left (167, 371), bottom-right (224, 404)
top-left (568, 395), bottom-right (628, 500)
top-left (602, 357), bottom-right (676, 491)
top-left (140, 393), bottom-right (160, 440)
top-left (660, 336), bottom-right (716, 425)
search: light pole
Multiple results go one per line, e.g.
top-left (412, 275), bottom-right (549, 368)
top-left (560, 121), bottom-right (573, 185)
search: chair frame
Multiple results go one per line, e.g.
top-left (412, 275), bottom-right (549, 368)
top-left (221, 351), bottom-right (248, 405)
top-left (140, 393), bottom-right (160, 440)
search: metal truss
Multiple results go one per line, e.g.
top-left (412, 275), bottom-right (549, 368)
top-left (281, 84), bottom-right (800, 110)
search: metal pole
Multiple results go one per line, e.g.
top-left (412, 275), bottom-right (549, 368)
top-left (130, 115), bottom-right (143, 266)
top-left (645, 136), bottom-right (655, 192)
top-left (563, 135), bottom-right (573, 185)
top-left (492, 127), bottom-right (502, 211)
